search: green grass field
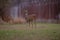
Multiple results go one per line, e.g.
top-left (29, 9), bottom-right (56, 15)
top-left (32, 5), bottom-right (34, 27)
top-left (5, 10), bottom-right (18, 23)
top-left (0, 23), bottom-right (60, 40)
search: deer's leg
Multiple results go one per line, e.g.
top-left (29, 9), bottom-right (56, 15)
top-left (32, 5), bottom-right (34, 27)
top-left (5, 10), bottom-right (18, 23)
top-left (31, 20), bottom-right (33, 29)
top-left (34, 19), bottom-right (36, 29)
top-left (29, 21), bottom-right (30, 28)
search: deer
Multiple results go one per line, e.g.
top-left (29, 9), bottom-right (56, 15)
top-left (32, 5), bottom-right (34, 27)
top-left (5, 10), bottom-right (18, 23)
top-left (24, 10), bottom-right (36, 29)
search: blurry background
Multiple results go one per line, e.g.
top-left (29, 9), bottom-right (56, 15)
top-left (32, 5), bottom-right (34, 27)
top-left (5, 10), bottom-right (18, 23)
top-left (0, 0), bottom-right (60, 24)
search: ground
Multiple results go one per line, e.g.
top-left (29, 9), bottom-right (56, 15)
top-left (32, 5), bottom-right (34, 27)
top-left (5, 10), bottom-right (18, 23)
top-left (0, 23), bottom-right (60, 40)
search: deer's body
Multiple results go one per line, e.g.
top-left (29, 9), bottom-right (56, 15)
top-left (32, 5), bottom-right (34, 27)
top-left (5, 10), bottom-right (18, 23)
top-left (25, 14), bottom-right (36, 28)
top-left (26, 14), bottom-right (36, 22)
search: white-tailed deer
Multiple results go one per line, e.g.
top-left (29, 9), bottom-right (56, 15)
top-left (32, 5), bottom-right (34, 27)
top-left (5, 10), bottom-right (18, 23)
top-left (24, 9), bottom-right (37, 30)
top-left (25, 14), bottom-right (36, 29)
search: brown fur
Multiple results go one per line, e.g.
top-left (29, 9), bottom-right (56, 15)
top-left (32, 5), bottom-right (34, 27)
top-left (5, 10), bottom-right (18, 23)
top-left (25, 14), bottom-right (36, 28)
top-left (27, 14), bottom-right (36, 23)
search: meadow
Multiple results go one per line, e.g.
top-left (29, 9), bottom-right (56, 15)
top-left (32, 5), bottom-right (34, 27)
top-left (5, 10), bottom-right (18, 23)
top-left (0, 23), bottom-right (60, 40)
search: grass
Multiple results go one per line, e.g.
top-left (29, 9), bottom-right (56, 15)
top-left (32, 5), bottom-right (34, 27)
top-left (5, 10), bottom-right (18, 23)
top-left (0, 23), bottom-right (60, 40)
